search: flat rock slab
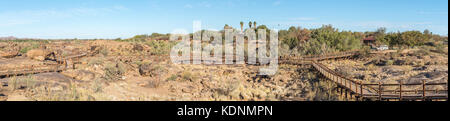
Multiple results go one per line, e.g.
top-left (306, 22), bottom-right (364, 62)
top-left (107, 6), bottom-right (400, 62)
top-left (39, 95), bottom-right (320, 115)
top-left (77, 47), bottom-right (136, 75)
top-left (0, 57), bottom-right (57, 70)
top-left (0, 72), bottom-right (80, 88)
top-left (6, 93), bottom-right (32, 101)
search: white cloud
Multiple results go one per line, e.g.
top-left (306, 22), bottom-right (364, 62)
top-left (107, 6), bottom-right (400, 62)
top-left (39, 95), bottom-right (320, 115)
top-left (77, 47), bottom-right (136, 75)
top-left (290, 17), bottom-right (317, 21)
top-left (418, 11), bottom-right (448, 15)
top-left (0, 19), bottom-right (38, 26)
top-left (184, 4), bottom-right (193, 8)
top-left (0, 6), bottom-right (128, 27)
top-left (183, 1), bottom-right (213, 9)
top-left (112, 5), bottom-right (128, 11)
top-left (273, 1), bottom-right (281, 6)
top-left (199, 1), bottom-right (212, 8)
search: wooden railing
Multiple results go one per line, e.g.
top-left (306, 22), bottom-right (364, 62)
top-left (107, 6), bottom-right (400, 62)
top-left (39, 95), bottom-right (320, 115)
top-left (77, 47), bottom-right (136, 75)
top-left (0, 63), bottom-right (65, 77)
top-left (312, 61), bottom-right (376, 97)
top-left (362, 81), bottom-right (448, 100)
top-left (279, 50), bottom-right (360, 61)
top-left (312, 61), bottom-right (448, 101)
top-left (0, 52), bottom-right (88, 78)
top-left (276, 50), bottom-right (448, 101)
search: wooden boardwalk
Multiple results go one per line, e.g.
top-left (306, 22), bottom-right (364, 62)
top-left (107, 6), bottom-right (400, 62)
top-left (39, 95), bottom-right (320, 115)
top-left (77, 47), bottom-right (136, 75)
top-left (1, 49), bottom-right (447, 101)
top-left (0, 52), bottom-right (89, 78)
top-left (0, 64), bottom-right (65, 77)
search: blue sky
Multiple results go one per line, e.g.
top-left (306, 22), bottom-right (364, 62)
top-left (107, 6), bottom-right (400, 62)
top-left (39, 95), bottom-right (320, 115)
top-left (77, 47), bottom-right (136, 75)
top-left (0, 0), bottom-right (448, 39)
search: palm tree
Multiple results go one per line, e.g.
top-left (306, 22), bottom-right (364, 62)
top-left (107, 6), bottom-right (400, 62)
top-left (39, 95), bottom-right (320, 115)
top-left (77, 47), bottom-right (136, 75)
top-left (240, 21), bottom-right (244, 32)
top-left (253, 21), bottom-right (257, 29)
top-left (249, 21), bottom-right (252, 29)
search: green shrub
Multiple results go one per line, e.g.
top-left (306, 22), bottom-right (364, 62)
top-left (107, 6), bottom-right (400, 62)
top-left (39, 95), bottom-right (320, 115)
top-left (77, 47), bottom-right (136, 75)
top-left (88, 58), bottom-right (104, 66)
top-left (145, 40), bottom-right (177, 55)
top-left (356, 46), bottom-right (371, 58)
top-left (92, 78), bottom-right (103, 93)
top-left (99, 47), bottom-right (109, 56)
top-left (19, 43), bottom-right (40, 54)
top-left (166, 74), bottom-right (178, 81)
top-left (180, 71), bottom-right (197, 82)
top-left (386, 60), bottom-right (394, 66)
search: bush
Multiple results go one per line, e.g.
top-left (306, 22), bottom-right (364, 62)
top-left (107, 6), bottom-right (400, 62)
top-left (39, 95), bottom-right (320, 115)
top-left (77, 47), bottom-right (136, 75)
top-left (287, 25), bottom-right (362, 55)
top-left (92, 78), bottom-right (103, 93)
top-left (99, 47), bottom-right (109, 56)
top-left (8, 75), bottom-right (37, 90)
top-left (386, 60), bottom-right (394, 66)
top-left (356, 46), bottom-right (371, 58)
top-left (19, 43), bottom-right (40, 54)
top-left (139, 64), bottom-right (167, 77)
top-left (180, 71), bottom-right (197, 82)
top-left (88, 58), bottom-right (104, 66)
top-left (103, 63), bottom-right (126, 81)
top-left (145, 40), bottom-right (177, 55)
top-left (146, 80), bottom-right (161, 88)
top-left (166, 74), bottom-right (178, 81)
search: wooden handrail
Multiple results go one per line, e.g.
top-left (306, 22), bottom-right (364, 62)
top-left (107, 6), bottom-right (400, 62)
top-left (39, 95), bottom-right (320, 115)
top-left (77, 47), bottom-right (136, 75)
top-left (309, 59), bottom-right (447, 101)
top-left (363, 83), bottom-right (447, 86)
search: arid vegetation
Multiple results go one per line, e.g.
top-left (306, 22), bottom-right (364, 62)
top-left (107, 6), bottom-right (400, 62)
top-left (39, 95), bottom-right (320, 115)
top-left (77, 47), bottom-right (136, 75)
top-left (0, 23), bottom-right (448, 101)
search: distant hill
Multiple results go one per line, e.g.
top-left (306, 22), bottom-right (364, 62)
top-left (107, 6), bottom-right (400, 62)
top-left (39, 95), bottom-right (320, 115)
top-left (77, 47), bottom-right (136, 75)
top-left (0, 36), bottom-right (18, 41)
top-left (0, 36), bottom-right (44, 41)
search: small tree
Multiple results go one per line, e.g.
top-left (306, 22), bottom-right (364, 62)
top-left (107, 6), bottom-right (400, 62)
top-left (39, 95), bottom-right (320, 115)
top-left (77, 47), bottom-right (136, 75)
top-left (400, 31), bottom-right (427, 47)
top-left (374, 27), bottom-right (388, 45)
top-left (224, 24), bottom-right (230, 29)
top-left (240, 21), bottom-right (244, 32)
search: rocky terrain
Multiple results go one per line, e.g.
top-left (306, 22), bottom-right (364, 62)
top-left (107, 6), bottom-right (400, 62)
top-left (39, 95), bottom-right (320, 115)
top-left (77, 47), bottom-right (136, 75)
top-left (1, 40), bottom-right (343, 101)
top-left (0, 40), bottom-right (447, 101)
top-left (322, 46), bottom-right (448, 91)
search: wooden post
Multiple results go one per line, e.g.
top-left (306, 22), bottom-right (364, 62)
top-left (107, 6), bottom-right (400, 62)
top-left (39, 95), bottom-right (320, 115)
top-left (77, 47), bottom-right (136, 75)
top-left (345, 89), bottom-right (348, 98)
top-left (13, 66), bottom-right (16, 76)
top-left (360, 81), bottom-right (363, 98)
top-left (356, 81), bottom-right (359, 95)
top-left (344, 79), bottom-right (347, 88)
top-left (378, 82), bottom-right (382, 101)
top-left (334, 75), bottom-right (337, 84)
top-left (399, 81), bottom-right (403, 101)
top-left (336, 76), bottom-right (339, 84)
top-left (349, 80), bottom-right (352, 92)
top-left (422, 80), bottom-right (426, 100)
top-left (446, 82), bottom-right (448, 99)
top-left (72, 58), bottom-right (75, 69)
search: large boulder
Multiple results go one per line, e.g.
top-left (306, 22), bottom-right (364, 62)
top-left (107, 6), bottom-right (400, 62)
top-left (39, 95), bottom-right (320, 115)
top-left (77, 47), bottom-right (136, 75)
top-left (139, 64), bottom-right (151, 76)
top-left (26, 49), bottom-right (50, 61)
top-left (0, 50), bottom-right (18, 58)
top-left (133, 44), bottom-right (144, 51)
top-left (382, 67), bottom-right (405, 76)
top-left (139, 64), bottom-right (160, 77)
top-left (61, 70), bottom-right (96, 81)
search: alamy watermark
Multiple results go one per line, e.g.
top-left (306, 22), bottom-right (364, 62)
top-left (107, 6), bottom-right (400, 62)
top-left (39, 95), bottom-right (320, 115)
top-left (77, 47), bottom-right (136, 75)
top-left (170, 21), bottom-right (278, 75)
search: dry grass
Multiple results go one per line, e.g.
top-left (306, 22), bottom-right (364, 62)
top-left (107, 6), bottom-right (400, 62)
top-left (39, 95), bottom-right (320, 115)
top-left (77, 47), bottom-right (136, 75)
top-left (8, 75), bottom-right (38, 90)
top-left (180, 71), bottom-right (198, 82)
top-left (103, 62), bottom-right (126, 81)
